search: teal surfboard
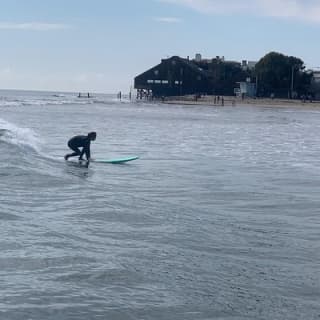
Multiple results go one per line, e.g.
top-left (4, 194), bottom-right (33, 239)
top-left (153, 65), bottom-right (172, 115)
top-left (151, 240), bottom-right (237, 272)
top-left (92, 156), bottom-right (139, 164)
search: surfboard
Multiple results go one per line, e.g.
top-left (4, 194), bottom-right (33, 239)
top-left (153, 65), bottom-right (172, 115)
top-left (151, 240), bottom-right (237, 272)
top-left (92, 156), bottom-right (139, 164)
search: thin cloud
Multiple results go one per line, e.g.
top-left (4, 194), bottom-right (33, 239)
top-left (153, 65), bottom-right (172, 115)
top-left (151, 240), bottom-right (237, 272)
top-left (153, 17), bottom-right (182, 23)
top-left (158, 0), bottom-right (320, 23)
top-left (0, 22), bottom-right (71, 31)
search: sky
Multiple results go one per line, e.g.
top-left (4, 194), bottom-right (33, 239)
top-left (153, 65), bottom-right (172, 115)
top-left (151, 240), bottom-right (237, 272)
top-left (0, 0), bottom-right (320, 93)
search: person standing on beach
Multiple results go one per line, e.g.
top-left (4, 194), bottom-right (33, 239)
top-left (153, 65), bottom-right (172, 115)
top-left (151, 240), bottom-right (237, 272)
top-left (64, 132), bottom-right (97, 162)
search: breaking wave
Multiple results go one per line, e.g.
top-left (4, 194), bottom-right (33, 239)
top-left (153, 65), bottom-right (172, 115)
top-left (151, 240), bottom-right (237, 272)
top-left (0, 117), bottom-right (76, 182)
top-left (0, 91), bottom-right (123, 108)
top-left (0, 118), bottom-right (41, 152)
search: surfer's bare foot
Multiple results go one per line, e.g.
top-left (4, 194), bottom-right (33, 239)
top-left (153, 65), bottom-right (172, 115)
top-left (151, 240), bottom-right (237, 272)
top-left (64, 155), bottom-right (69, 161)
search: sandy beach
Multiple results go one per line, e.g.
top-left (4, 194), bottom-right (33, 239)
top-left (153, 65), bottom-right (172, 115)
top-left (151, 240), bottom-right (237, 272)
top-left (161, 95), bottom-right (320, 108)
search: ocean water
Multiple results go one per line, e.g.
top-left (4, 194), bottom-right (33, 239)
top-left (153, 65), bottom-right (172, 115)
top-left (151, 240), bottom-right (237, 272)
top-left (0, 89), bottom-right (319, 320)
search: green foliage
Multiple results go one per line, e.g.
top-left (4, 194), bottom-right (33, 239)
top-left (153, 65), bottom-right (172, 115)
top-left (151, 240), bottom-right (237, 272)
top-left (207, 60), bottom-right (252, 95)
top-left (254, 52), bottom-right (312, 98)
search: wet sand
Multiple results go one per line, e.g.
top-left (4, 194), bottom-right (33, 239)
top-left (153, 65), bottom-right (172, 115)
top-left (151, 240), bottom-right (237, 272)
top-left (161, 95), bottom-right (320, 108)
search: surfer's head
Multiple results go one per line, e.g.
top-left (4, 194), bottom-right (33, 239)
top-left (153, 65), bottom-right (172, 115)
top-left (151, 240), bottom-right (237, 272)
top-left (88, 132), bottom-right (97, 141)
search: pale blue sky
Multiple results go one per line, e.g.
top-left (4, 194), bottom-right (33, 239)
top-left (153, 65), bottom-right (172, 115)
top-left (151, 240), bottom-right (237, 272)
top-left (0, 0), bottom-right (319, 93)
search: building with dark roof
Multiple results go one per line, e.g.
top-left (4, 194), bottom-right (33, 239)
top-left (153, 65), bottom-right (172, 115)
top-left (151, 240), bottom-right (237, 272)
top-left (134, 56), bottom-right (212, 98)
top-left (134, 55), bottom-right (252, 98)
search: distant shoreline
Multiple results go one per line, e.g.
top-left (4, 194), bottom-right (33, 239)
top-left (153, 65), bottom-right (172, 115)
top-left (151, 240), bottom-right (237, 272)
top-left (156, 95), bottom-right (320, 108)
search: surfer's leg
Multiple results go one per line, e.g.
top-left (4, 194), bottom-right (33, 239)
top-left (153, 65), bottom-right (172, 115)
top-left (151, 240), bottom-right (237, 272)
top-left (65, 144), bottom-right (81, 160)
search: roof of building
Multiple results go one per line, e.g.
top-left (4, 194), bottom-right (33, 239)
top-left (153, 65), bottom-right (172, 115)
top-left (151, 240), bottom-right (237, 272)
top-left (135, 56), bottom-right (211, 80)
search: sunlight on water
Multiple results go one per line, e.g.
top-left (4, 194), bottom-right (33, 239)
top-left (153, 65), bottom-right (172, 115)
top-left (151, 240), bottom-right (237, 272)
top-left (0, 90), bottom-right (320, 319)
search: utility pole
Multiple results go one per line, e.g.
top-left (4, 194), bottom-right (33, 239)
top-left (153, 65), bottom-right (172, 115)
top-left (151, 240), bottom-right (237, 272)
top-left (290, 65), bottom-right (295, 99)
top-left (180, 67), bottom-right (183, 96)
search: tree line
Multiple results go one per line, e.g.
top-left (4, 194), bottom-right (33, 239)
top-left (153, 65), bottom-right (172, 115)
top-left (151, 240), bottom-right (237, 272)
top-left (196, 51), bottom-right (314, 99)
top-left (254, 52), bottom-right (313, 99)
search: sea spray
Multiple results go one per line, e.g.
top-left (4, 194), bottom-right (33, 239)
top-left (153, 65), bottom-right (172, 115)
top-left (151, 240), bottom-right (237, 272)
top-left (0, 117), bottom-right (41, 153)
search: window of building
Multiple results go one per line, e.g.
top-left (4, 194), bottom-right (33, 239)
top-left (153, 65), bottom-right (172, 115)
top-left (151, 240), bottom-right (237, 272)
top-left (147, 80), bottom-right (154, 84)
top-left (162, 80), bottom-right (169, 84)
top-left (155, 80), bottom-right (161, 84)
top-left (154, 70), bottom-right (159, 76)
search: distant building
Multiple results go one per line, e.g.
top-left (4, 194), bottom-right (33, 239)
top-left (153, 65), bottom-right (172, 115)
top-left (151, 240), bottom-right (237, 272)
top-left (134, 55), bottom-right (253, 98)
top-left (313, 71), bottom-right (320, 82)
top-left (235, 81), bottom-right (257, 98)
top-left (134, 56), bottom-right (211, 97)
top-left (242, 60), bottom-right (257, 70)
top-left (195, 53), bottom-right (202, 62)
top-left (247, 61), bottom-right (257, 70)
top-left (311, 70), bottom-right (320, 100)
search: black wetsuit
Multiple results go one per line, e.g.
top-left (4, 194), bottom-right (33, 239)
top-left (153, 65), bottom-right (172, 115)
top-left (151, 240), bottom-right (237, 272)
top-left (66, 135), bottom-right (91, 160)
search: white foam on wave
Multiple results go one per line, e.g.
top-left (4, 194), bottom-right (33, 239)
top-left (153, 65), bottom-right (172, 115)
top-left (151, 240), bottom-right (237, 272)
top-left (0, 98), bottom-right (87, 107)
top-left (0, 93), bottom-right (119, 108)
top-left (0, 118), bottom-right (41, 152)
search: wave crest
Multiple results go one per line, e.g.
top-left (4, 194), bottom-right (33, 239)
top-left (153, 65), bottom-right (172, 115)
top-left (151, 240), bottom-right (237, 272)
top-left (0, 92), bottom-right (122, 108)
top-left (0, 118), bottom-right (41, 152)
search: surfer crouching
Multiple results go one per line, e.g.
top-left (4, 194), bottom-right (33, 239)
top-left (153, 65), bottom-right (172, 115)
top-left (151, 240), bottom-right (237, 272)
top-left (64, 132), bottom-right (97, 162)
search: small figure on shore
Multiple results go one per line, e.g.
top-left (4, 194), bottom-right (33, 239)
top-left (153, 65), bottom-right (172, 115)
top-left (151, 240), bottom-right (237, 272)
top-left (78, 92), bottom-right (81, 98)
top-left (194, 93), bottom-right (201, 102)
top-left (221, 97), bottom-right (224, 106)
top-left (64, 132), bottom-right (97, 164)
top-left (87, 93), bottom-right (90, 98)
top-left (118, 91), bottom-right (122, 101)
top-left (214, 96), bottom-right (217, 104)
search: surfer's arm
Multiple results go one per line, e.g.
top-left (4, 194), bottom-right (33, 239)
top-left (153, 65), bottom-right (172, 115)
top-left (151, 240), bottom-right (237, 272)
top-left (79, 147), bottom-right (85, 160)
top-left (83, 142), bottom-right (91, 160)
